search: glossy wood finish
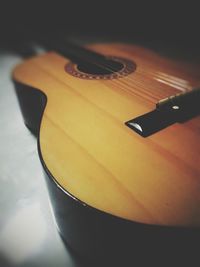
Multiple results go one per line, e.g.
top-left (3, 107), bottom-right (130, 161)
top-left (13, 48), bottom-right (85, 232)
top-left (13, 43), bottom-right (200, 228)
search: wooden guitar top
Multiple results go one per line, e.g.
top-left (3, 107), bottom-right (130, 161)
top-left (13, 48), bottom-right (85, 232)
top-left (13, 43), bottom-right (200, 227)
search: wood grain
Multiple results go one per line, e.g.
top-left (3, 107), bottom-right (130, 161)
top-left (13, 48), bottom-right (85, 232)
top-left (12, 43), bottom-right (200, 227)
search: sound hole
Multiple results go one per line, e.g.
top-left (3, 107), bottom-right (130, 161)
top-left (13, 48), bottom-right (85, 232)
top-left (77, 59), bottom-right (124, 75)
top-left (65, 56), bottom-right (136, 80)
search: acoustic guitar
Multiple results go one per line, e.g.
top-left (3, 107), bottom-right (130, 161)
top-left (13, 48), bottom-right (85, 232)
top-left (12, 40), bottom-right (200, 264)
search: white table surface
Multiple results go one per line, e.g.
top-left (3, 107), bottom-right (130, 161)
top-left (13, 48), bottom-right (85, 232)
top-left (0, 52), bottom-right (87, 267)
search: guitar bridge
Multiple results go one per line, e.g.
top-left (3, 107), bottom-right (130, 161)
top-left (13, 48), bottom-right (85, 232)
top-left (125, 88), bottom-right (200, 137)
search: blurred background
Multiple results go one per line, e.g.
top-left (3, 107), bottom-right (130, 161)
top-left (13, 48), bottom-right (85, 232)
top-left (0, 1), bottom-right (200, 267)
top-left (0, 0), bottom-right (200, 58)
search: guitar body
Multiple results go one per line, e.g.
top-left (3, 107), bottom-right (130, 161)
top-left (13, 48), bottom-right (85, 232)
top-left (13, 43), bottom-right (200, 264)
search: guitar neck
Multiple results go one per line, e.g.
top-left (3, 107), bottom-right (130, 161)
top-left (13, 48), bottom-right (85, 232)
top-left (38, 35), bottom-right (105, 64)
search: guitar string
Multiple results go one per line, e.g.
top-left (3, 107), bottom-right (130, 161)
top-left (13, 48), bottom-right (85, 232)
top-left (67, 53), bottom-right (162, 103)
top-left (62, 46), bottom-right (189, 103)
top-left (106, 45), bottom-right (192, 92)
top-left (67, 48), bottom-right (187, 102)
top-left (84, 46), bottom-right (191, 96)
top-left (63, 43), bottom-right (190, 100)
top-left (48, 39), bottom-right (190, 99)
top-left (127, 66), bottom-right (191, 94)
top-left (134, 68), bottom-right (191, 92)
top-left (81, 45), bottom-right (187, 93)
top-left (106, 78), bottom-right (157, 104)
top-left (132, 71), bottom-right (180, 97)
top-left (62, 45), bottom-right (164, 101)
